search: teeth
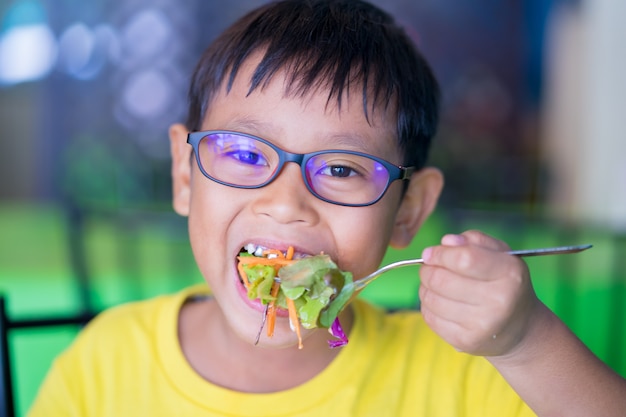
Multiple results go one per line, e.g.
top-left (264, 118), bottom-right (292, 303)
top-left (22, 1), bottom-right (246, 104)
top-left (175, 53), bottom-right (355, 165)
top-left (244, 243), bottom-right (267, 257)
top-left (244, 243), bottom-right (271, 257)
top-left (243, 243), bottom-right (310, 259)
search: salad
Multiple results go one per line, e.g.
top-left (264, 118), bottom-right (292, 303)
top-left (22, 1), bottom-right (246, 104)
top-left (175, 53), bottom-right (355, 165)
top-left (237, 246), bottom-right (354, 349)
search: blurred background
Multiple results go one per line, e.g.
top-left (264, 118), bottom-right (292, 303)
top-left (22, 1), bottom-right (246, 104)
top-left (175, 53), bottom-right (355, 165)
top-left (0, 0), bottom-right (624, 414)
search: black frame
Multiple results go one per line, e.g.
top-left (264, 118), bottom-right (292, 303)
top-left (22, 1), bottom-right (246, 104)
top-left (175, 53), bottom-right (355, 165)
top-left (0, 296), bottom-right (95, 417)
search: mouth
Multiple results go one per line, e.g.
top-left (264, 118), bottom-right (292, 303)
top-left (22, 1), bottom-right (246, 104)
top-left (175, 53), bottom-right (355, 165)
top-left (235, 243), bottom-right (305, 314)
top-left (235, 242), bottom-right (354, 349)
top-left (240, 243), bottom-right (311, 260)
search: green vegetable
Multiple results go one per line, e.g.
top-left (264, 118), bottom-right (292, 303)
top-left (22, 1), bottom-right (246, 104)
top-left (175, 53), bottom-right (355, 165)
top-left (241, 253), bottom-right (354, 329)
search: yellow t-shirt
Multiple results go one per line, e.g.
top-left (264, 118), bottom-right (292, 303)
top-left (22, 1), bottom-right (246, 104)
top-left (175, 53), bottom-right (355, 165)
top-left (28, 285), bottom-right (536, 416)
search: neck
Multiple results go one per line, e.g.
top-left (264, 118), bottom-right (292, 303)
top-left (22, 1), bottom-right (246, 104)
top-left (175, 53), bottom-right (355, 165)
top-left (178, 298), bottom-right (353, 392)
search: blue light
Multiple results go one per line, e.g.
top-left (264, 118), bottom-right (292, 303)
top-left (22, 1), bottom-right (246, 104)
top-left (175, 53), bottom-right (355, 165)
top-left (1, 0), bottom-right (46, 30)
top-left (0, 0), bottom-right (57, 85)
top-left (57, 23), bottom-right (117, 80)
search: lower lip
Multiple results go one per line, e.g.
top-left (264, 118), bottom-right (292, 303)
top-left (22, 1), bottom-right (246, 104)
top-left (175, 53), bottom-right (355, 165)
top-left (235, 272), bottom-right (289, 317)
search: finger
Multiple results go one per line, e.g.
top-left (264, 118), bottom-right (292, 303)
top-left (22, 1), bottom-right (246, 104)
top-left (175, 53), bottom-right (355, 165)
top-left (422, 243), bottom-right (523, 283)
top-left (420, 263), bottom-right (532, 337)
top-left (419, 304), bottom-right (466, 346)
top-left (442, 230), bottom-right (510, 251)
top-left (440, 233), bottom-right (466, 247)
top-left (420, 265), bottom-right (486, 305)
top-left (419, 288), bottom-right (509, 353)
top-left (419, 283), bottom-right (473, 323)
top-left (419, 279), bottom-right (509, 330)
top-left (418, 293), bottom-right (466, 335)
top-left (460, 230), bottom-right (510, 251)
top-left (419, 298), bottom-right (494, 353)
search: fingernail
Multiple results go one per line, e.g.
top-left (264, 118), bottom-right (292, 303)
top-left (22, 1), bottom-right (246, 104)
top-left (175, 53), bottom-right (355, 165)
top-left (442, 234), bottom-right (465, 246)
top-left (421, 247), bottom-right (433, 262)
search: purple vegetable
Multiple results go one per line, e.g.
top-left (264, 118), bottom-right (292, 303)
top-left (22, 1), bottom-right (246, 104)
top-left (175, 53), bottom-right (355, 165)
top-left (327, 317), bottom-right (349, 348)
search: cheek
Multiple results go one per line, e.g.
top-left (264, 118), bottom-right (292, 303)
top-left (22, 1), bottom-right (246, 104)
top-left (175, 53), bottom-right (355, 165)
top-left (333, 204), bottom-right (398, 278)
top-left (186, 181), bottom-right (239, 269)
top-left (187, 205), bottom-right (218, 280)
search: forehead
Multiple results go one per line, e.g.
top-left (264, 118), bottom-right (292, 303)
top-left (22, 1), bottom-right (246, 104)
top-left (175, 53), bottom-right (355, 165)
top-left (206, 52), bottom-right (398, 143)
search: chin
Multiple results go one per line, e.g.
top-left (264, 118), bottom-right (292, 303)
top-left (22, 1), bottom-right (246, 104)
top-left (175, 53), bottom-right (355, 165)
top-left (253, 332), bottom-right (310, 350)
top-left (238, 312), bottom-right (314, 350)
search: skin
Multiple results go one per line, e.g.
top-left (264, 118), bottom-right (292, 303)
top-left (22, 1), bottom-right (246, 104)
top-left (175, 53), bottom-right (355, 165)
top-left (169, 53), bottom-right (442, 392)
top-left (420, 231), bottom-right (626, 416)
top-left (170, 52), bottom-right (626, 412)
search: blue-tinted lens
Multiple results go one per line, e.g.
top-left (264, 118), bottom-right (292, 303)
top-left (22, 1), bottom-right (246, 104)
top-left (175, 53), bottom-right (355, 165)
top-left (189, 131), bottom-right (402, 206)
top-left (305, 152), bottom-right (390, 205)
top-left (197, 132), bottom-right (279, 186)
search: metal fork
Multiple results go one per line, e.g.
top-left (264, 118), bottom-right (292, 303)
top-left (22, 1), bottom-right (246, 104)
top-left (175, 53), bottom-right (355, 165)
top-left (353, 244), bottom-right (593, 291)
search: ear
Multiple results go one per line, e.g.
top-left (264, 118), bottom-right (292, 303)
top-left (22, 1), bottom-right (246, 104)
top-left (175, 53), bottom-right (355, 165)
top-left (389, 167), bottom-right (443, 249)
top-left (169, 123), bottom-right (192, 216)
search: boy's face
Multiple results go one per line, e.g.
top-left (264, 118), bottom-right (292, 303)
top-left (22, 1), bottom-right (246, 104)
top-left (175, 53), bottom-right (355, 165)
top-left (170, 54), bottom-right (442, 348)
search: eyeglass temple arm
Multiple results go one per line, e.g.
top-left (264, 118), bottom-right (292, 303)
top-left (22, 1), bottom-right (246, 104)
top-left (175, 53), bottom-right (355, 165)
top-left (400, 166), bottom-right (415, 180)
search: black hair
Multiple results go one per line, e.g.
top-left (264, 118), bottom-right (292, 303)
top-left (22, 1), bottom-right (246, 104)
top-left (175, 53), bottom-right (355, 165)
top-left (186, 0), bottom-right (439, 168)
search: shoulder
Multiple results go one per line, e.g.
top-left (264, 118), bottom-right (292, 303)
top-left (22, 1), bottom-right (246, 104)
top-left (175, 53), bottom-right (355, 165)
top-left (68, 284), bottom-right (210, 357)
top-left (28, 285), bottom-right (211, 415)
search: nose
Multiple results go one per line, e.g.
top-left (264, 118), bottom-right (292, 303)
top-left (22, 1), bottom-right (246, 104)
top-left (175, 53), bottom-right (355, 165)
top-left (251, 162), bottom-right (319, 225)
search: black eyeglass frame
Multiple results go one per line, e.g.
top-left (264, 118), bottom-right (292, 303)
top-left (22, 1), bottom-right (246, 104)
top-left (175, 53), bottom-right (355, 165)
top-left (186, 130), bottom-right (415, 207)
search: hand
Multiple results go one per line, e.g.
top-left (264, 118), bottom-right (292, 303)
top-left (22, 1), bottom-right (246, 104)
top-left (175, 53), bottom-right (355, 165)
top-left (419, 230), bottom-right (539, 356)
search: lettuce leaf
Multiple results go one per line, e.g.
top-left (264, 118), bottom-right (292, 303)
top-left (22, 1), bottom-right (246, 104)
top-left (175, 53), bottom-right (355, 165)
top-left (277, 254), bottom-right (354, 329)
top-left (241, 253), bottom-right (354, 329)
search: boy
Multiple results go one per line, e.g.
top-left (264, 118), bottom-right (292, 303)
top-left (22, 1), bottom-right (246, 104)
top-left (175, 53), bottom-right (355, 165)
top-left (28, 0), bottom-right (626, 416)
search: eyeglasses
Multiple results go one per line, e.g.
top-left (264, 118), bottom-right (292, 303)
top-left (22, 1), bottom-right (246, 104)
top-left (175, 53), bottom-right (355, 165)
top-left (186, 130), bottom-right (415, 207)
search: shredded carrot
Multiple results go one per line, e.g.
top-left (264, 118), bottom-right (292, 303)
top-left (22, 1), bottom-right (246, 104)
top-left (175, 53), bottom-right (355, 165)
top-left (238, 246), bottom-right (303, 345)
top-left (266, 281), bottom-right (281, 337)
top-left (262, 248), bottom-right (285, 258)
top-left (286, 297), bottom-right (303, 349)
top-left (237, 256), bottom-right (295, 267)
top-left (237, 262), bottom-right (250, 289)
top-left (266, 307), bottom-right (275, 337)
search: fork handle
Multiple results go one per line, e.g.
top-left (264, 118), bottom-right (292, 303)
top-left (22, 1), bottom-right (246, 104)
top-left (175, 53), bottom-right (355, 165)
top-left (507, 244), bottom-right (592, 257)
top-left (354, 244), bottom-right (592, 291)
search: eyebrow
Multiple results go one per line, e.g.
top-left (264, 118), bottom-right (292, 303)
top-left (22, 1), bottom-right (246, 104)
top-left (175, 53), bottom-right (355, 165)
top-left (224, 116), bottom-right (395, 156)
top-left (224, 116), bottom-right (276, 136)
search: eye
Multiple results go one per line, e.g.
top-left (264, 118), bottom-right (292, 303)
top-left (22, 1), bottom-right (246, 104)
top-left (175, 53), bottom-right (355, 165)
top-left (319, 165), bottom-right (358, 178)
top-left (228, 149), bottom-right (267, 166)
top-left (314, 156), bottom-right (366, 178)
